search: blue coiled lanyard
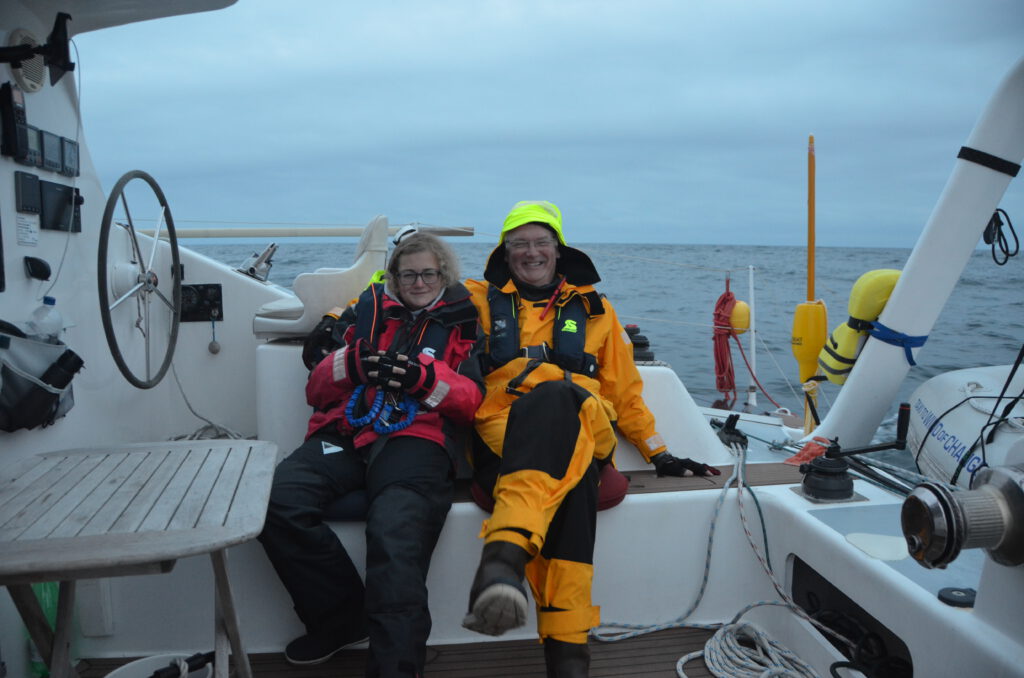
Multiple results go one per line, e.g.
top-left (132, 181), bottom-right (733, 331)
top-left (345, 384), bottom-right (420, 434)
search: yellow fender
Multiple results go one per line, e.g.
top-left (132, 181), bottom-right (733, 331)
top-left (818, 269), bottom-right (901, 384)
top-left (791, 300), bottom-right (828, 384)
top-left (730, 300), bottom-right (750, 335)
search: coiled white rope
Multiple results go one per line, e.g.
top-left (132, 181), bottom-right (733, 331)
top-left (593, 445), bottom-right (856, 678)
top-left (678, 620), bottom-right (819, 678)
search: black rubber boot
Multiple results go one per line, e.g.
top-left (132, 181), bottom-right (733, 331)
top-left (544, 638), bottom-right (590, 678)
top-left (461, 541), bottom-right (531, 636)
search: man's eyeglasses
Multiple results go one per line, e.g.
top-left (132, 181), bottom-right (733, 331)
top-left (395, 269), bottom-right (441, 286)
top-left (505, 238), bottom-right (557, 252)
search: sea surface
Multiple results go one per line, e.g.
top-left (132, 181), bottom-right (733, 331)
top-left (191, 240), bottom-right (1024, 462)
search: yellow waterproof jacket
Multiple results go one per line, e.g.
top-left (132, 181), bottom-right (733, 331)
top-left (466, 257), bottom-right (666, 461)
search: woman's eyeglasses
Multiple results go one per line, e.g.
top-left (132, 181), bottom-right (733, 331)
top-left (395, 269), bottom-right (441, 286)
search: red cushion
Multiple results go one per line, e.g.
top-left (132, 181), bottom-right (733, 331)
top-left (470, 464), bottom-right (629, 513)
top-left (597, 464), bottom-right (629, 510)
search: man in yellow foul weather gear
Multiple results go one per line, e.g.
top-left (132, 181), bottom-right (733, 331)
top-left (461, 201), bottom-right (719, 677)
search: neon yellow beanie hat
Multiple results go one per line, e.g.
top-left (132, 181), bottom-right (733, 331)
top-left (500, 200), bottom-right (566, 245)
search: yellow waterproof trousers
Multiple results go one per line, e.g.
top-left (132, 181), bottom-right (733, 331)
top-left (473, 380), bottom-right (617, 643)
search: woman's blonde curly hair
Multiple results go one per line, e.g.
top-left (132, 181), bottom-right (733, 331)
top-left (386, 231), bottom-right (460, 288)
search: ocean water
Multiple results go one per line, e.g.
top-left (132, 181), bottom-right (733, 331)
top-left (191, 240), bottom-right (1024, 453)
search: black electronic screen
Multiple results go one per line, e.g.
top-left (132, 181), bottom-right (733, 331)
top-left (41, 130), bottom-right (61, 172)
top-left (15, 171), bottom-right (41, 213)
top-left (39, 180), bottom-right (79, 232)
top-left (23, 125), bottom-right (42, 167)
top-left (60, 137), bottom-right (78, 176)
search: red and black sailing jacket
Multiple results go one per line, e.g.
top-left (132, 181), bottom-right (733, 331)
top-left (305, 282), bottom-right (483, 461)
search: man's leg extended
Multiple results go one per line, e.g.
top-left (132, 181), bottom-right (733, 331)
top-left (464, 381), bottom-right (614, 637)
top-left (532, 464), bottom-right (599, 677)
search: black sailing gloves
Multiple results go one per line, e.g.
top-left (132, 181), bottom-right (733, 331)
top-left (344, 338), bottom-right (375, 385)
top-left (369, 352), bottom-right (438, 400)
top-left (651, 452), bottom-right (722, 477)
top-left (342, 340), bottom-right (438, 401)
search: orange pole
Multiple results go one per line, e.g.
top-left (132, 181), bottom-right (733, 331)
top-left (808, 134), bottom-right (815, 301)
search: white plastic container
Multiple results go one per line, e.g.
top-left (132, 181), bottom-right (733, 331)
top-left (27, 296), bottom-right (63, 343)
top-left (104, 653), bottom-right (212, 678)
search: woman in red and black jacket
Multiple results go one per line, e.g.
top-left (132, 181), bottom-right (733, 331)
top-left (259, 232), bottom-right (482, 678)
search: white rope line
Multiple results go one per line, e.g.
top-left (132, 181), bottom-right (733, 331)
top-left (169, 363), bottom-right (246, 440)
top-left (679, 619), bottom-right (820, 678)
top-left (590, 463), bottom-right (743, 642)
top-left (594, 445), bottom-right (859, 677)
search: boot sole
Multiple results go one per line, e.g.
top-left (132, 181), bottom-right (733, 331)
top-left (461, 582), bottom-right (528, 636)
top-left (284, 634), bottom-right (369, 666)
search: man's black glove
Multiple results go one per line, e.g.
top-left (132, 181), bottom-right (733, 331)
top-left (651, 452), bottom-right (721, 477)
top-left (344, 338), bottom-right (375, 385)
top-left (302, 315), bottom-right (340, 370)
top-left (372, 353), bottom-right (437, 400)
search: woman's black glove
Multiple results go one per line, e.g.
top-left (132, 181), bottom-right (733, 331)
top-left (302, 315), bottom-right (340, 370)
top-left (651, 452), bottom-right (721, 477)
top-left (371, 353), bottom-right (437, 400)
top-left (344, 338), bottom-right (376, 385)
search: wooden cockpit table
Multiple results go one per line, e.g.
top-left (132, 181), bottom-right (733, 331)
top-left (0, 440), bottom-right (278, 678)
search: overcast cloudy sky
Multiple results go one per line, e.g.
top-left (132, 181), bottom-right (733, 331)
top-left (72, 0), bottom-right (1023, 246)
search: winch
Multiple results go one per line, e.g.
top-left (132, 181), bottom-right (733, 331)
top-left (902, 463), bottom-right (1024, 568)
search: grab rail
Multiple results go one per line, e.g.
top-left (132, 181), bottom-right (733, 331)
top-left (139, 225), bottom-right (475, 239)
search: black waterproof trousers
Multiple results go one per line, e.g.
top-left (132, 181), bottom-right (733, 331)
top-left (259, 432), bottom-right (454, 677)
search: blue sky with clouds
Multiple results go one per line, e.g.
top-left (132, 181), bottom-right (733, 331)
top-left (72, 0), bottom-right (1024, 246)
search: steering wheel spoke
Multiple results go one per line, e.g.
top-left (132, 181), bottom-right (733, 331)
top-left (107, 280), bottom-right (146, 312)
top-left (117, 193), bottom-right (147, 273)
top-left (98, 170), bottom-right (181, 389)
top-left (150, 286), bottom-right (177, 313)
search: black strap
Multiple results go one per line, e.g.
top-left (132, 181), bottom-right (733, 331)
top-left (958, 146), bottom-right (1021, 177)
top-left (984, 343), bottom-right (1024, 445)
top-left (505, 358), bottom-right (544, 397)
top-left (486, 285), bottom-right (520, 368)
top-left (485, 285), bottom-right (598, 376)
top-left (803, 388), bottom-right (822, 427)
top-left (353, 284), bottom-right (386, 345)
top-left (847, 316), bottom-right (874, 332)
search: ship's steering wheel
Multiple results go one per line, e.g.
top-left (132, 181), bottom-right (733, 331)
top-left (97, 170), bottom-right (181, 389)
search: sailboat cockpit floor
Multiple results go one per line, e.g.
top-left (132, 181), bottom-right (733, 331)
top-left (76, 626), bottom-right (717, 677)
